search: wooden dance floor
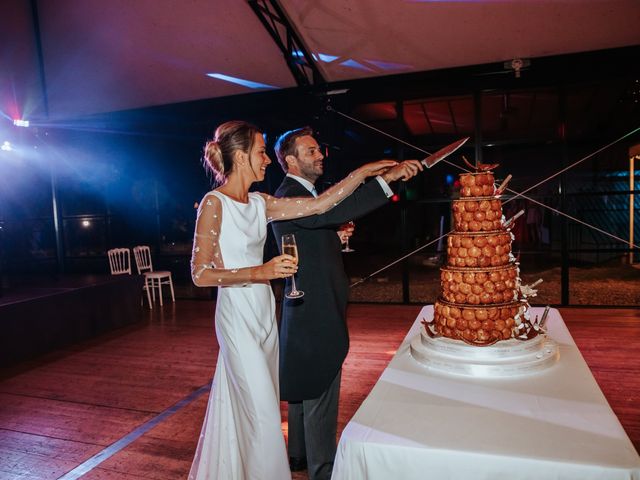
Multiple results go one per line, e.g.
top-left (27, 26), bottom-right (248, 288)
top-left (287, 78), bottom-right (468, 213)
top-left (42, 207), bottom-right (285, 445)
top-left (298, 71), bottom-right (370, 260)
top-left (0, 301), bottom-right (638, 479)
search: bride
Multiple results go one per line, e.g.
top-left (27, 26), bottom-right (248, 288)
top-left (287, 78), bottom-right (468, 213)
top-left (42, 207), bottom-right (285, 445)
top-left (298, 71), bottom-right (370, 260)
top-left (189, 120), bottom-right (397, 479)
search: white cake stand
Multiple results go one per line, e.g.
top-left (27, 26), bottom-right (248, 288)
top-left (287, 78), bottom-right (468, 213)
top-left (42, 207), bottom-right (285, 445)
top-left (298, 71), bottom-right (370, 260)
top-left (409, 328), bottom-right (559, 377)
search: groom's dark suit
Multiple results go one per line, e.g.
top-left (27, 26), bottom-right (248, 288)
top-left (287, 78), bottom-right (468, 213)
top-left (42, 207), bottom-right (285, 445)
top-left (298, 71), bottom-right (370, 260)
top-left (271, 175), bottom-right (390, 479)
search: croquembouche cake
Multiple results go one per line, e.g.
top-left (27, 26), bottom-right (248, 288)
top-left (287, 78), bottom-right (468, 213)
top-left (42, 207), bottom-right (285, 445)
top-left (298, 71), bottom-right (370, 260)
top-left (411, 162), bottom-right (557, 376)
top-left (434, 165), bottom-right (527, 345)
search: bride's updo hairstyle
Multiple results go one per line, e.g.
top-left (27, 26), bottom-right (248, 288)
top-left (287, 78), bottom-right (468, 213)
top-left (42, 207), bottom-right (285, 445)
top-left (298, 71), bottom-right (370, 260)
top-left (203, 120), bottom-right (262, 184)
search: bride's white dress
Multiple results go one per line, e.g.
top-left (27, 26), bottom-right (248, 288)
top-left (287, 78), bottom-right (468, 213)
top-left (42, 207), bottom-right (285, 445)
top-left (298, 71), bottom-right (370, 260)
top-left (188, 171), bottom-right (367, 480)
top-left (189, 191), bottom-right (287, 479)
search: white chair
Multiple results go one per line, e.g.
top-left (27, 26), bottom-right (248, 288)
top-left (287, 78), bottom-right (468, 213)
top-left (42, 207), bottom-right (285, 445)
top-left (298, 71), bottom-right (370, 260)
top-left (108, 247), bottom-right (153, 307)
top-left (133, 245), bottom-right (175, 307)
top-left (107, 248), bottom-right (132, 275)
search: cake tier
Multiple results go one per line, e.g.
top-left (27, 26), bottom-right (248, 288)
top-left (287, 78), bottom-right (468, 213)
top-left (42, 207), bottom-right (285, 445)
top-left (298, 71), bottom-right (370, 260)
top-left (452, 197), bottom-right (503, 232)
top-left (440, 264), bottom-right (521, 305)
top-left (433, 298), bottom-right (529, 344)
top-left (459, 172), bottom-right (495, 197)
top-left (447, 230), bottom-right (514, 268)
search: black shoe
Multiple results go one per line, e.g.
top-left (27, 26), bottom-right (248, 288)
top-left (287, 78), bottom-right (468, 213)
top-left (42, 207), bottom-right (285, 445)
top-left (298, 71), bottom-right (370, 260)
top-left (289, 456), bottom-right (307, 472)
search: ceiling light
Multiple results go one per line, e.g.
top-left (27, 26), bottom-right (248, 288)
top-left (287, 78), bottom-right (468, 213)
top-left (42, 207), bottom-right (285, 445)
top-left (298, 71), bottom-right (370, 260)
top-left (206, 73), bottom-right (277, 90)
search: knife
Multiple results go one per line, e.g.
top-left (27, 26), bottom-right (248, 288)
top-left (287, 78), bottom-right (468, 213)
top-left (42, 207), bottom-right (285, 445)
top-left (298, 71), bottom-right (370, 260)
top-left (421, 137), bottom-right (470, 169)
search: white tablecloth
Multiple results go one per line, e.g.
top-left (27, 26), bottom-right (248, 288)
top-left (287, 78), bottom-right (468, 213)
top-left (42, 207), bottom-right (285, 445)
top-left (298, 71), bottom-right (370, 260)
top-left (332, 307), bottom-right (640, 480)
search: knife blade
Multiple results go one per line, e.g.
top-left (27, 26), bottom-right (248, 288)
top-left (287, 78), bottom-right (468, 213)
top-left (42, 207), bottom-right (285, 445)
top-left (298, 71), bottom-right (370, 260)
top-left (421, 137), bottom-right (470, 169)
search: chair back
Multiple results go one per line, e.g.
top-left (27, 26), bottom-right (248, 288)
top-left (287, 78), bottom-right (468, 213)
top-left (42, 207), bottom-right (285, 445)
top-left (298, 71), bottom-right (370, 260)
top-left (133, 245), bottom-right (154, 274)
top-left (107, 248), bottom-right (131, 275)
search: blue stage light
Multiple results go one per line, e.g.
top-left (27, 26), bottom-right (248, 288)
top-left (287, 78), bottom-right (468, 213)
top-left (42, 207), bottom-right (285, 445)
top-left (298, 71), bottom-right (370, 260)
top-left (339, 59), bottom-right (374, 71)
top-left (1, 141), bottom-right (12, 151)
top-left (292, 51), bottom-right (338, 63)
top-left (13, 119), bottom-right (29, 128)
top-left (317, 53), bottom-right (339, 62)
top-left (206, 73), bottom-right (277, 90)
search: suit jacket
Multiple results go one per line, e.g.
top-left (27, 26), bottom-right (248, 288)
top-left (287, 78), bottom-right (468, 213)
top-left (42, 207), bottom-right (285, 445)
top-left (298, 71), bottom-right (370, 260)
top-left (271, 176), bottom-right (389, 401)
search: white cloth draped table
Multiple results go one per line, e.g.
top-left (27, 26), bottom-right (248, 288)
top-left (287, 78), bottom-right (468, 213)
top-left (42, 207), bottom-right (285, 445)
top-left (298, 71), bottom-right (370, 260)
top-left (332, 306), bottom-right (640, 480)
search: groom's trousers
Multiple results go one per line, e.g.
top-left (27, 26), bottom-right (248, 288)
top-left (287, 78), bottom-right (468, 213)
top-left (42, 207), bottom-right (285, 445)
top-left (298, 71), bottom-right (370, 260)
top-left (288, 370), bottom-right (341, 480)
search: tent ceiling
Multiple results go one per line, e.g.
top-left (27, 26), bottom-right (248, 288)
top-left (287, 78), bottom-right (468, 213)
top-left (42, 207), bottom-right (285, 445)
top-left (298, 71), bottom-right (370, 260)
top-left (1, 0), bottom-right (639, 120)
top-left (280, 0), bottom-right (639, 82)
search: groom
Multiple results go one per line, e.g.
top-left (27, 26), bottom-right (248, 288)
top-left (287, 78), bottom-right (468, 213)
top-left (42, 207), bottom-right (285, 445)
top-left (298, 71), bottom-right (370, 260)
top-left (271, 127), bottom-right (421, 480)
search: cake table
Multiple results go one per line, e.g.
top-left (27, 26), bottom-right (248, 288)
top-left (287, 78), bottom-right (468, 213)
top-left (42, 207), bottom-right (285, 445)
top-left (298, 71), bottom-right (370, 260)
top-left (331, 306), bottom-right (640, 480)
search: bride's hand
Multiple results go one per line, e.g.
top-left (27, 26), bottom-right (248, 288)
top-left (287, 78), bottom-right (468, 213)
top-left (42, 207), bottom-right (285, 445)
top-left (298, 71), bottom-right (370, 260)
top-left (260, 254), bottom-right (298, 280)
top-left (357, 160), bottom-right (398, 178)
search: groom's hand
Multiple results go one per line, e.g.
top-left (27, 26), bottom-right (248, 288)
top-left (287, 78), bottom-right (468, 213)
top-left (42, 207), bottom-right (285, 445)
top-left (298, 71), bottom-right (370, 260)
top-left (381, 159), bottom-right (423, 183)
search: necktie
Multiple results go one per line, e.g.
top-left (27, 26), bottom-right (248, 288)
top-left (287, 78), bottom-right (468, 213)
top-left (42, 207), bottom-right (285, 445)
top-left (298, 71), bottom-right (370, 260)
top-left (311, 187), bottom-right (318, 198)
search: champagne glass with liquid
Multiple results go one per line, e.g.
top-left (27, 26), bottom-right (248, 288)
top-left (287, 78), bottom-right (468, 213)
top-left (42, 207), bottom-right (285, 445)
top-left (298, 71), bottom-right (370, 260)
top-left (341, 221), bottom-right (355, 253)
top-left (281, 233), bottom-right (304, 298)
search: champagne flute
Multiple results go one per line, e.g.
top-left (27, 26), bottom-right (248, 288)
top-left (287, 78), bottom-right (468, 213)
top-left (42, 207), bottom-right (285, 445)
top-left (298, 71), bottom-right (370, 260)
top-left (341, 221), bottom-right (355, 253)
top-left (281, 233), bottom-right (304, 298)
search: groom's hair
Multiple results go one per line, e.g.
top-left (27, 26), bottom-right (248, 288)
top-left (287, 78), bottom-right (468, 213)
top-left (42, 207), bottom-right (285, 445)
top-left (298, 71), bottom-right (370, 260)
top-left (274, 126), bottom-right (314, 172)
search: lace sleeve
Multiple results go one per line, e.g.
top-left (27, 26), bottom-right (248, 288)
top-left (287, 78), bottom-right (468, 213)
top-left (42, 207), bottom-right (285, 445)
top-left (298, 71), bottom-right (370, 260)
top-left (261, 169), bottom-right (367, 222)
top-left (190, 193), bottom-right (260, 287)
